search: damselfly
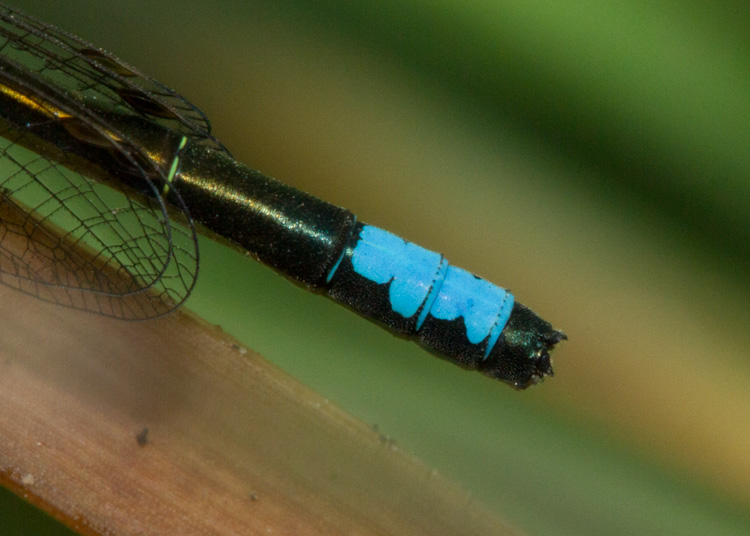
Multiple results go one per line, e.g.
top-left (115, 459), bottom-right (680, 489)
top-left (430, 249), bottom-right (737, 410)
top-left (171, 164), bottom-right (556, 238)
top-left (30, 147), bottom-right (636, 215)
top-left (0, 4), bottom-right (564, 388)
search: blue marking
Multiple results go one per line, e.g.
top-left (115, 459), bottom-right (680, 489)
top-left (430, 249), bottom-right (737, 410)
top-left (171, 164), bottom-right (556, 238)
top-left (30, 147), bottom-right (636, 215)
top-left (326, 216), bottom-right (356, 283)
top-left (351, 225), bottom-right (514, 354)
top-left (430, 266), bottom-right (513, 346)
top-left (416, 257), bottom-right (448, 330)
top-left (351, 226), bottom-right (441, 318)
top-left (326, 249), bottom-right (347, 283)
top-left (483, 292), bottom-right (514, 359)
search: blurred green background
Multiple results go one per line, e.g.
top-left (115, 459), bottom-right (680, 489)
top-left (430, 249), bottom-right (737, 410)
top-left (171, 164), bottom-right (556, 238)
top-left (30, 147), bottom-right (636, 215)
top-left (2, 1), bottom-right (749, 535)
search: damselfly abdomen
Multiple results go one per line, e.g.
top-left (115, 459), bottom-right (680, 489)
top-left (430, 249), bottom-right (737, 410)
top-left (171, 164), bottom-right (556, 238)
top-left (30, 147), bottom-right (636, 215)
top-left (0, 3), bottom-right (564, 388)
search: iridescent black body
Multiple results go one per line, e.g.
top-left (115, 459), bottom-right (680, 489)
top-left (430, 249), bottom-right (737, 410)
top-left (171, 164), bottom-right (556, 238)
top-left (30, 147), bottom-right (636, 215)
top-left (171, 143), bottom-right (565, 388)
top-left (0, 3), bottom-right (564, 388)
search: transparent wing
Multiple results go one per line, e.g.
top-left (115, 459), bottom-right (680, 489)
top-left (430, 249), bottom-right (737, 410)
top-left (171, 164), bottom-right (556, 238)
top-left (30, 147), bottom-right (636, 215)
top-left (0, 3), bottom-right (220, 144)
top-left (0, 4), bottom-right (203, 319)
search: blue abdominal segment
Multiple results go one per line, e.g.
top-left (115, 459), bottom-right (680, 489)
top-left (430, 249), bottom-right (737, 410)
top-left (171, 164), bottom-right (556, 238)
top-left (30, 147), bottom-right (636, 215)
top-left (430, 266), bottom-right (514, 359)
top-left (325, 221), bottom-right (563, 387)
top-left (350, 225), bottom-right (444, 318)
top-left (347, 225), bottom-right (514, 359)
